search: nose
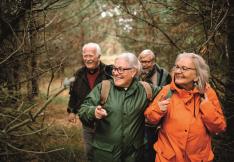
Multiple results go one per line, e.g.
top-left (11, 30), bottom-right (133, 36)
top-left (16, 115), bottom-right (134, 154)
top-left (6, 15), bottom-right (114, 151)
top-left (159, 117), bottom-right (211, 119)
top-left (112, 69), bottom-right (119, 75)
top-left (86, 56), bottom-right (91, 60)
top-left (174, 67), bottom-right (182, 73)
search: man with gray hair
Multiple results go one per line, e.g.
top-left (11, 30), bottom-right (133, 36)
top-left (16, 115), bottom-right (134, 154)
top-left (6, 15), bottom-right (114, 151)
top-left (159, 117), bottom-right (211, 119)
top-left (67, 42), bottom-right (111, 161)
top-left (138, 49), bottom-right (171, 162)
top-left (138, 49), bottom-right (171, 87)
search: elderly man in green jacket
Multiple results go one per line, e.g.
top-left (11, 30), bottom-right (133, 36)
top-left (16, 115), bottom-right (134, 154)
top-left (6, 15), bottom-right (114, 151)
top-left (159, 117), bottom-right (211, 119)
top-left (78, 52), bottom-right (161, 162)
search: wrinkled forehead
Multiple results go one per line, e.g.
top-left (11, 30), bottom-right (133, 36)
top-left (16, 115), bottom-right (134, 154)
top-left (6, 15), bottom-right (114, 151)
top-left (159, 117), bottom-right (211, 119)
top-left (83, 46), bottom-right (97, 54)
top-left (139, 54), bottom-right (153, 61)
top-left (114, 58), bottom-right (130, 67)
top-left (176, 57), bottom-right (194, 67)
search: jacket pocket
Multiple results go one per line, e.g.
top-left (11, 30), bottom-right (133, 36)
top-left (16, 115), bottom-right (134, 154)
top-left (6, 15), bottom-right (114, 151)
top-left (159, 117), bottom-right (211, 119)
top-left (92, 140), bottom-right (114, 152)
top-left (155, 142), bottom-right (175, 160)
top-left (92, 140), bottom-right (115, 162)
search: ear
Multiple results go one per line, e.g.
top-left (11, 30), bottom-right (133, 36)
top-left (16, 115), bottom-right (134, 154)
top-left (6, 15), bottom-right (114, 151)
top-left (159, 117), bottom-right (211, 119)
top-left (131, 69), bottom-right (137, 77)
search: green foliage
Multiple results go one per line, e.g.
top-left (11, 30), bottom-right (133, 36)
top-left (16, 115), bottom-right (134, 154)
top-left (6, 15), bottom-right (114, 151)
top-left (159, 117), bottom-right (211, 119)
top-left (107, 0), bottom-right (229, 73)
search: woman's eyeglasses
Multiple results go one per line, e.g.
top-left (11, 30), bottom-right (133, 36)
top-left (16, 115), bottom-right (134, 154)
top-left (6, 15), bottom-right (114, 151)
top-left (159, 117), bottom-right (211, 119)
top-left (173, 65), bottom-right (196, 72)
top-left (112, 66), bottom-right (132, 74)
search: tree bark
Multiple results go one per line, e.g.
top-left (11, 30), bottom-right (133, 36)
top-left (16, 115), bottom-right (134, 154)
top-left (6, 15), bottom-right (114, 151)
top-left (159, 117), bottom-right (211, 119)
top-left (222, 1), bottom-right (234, 161)
top-left (225, 0), bottom-right (234, 139)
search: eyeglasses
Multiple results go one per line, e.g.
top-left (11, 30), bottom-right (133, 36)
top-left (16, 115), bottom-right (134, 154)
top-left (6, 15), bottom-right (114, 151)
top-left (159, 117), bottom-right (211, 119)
top-left (173, 65), bottom-right (196, 72)
top-left (140, 60), bottom-right (153, 64)
top-left (112, 66), bottom-right (132, 74)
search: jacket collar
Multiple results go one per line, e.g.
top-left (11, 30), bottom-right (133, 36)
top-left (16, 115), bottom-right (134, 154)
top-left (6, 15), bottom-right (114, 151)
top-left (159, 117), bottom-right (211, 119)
top-left (146, 64), bottom-right (160, 78)
top-left (111, 77), bottom-right (139, 96)
top-left (79, 62), bottom-right (106, 87)
top-left (170, 81), bottom-right (200, 104)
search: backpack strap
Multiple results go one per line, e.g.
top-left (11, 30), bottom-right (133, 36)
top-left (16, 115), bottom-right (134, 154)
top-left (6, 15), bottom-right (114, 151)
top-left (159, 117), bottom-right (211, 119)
top-left (165, 88), bottom-right (173, 99)
top-left (139, 81), bottom-right (153, 101)
top-left (100, 80), bottom-right (111, 106)
top-left (100, 80), bottom-right (153, 105)
top-left (158, 68), bottom-right (170, 86)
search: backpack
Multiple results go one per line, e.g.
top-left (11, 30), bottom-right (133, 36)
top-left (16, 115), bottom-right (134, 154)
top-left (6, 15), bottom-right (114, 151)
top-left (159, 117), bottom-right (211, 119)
top-left (100, 80), bottom-right (153, 105)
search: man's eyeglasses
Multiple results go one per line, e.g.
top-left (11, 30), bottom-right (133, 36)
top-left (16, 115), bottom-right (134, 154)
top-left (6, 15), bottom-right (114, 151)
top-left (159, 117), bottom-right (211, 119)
top-left (173, 65), bottom-right (196, 72)
top-left (112, 66), bottom-right (132, 74)
top-left (140, 60), bottom-right (153, 64)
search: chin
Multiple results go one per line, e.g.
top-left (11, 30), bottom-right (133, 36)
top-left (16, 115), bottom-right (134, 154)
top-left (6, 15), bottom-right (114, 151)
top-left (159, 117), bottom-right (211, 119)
top-left (86, 65), bottom-right (95, 69)
top-left (175, 78), bottom-right (184, 84)
top-left (114, 81), bottom-right (122, 87)
top-left (142, 69), bottom-right (149, 73)
top-left (114, 80), bottom-right (124, 87)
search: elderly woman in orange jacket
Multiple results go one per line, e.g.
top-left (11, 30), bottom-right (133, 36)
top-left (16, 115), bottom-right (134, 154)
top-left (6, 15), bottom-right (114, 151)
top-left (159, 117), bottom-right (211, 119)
top-left (144, 52), bottom-right (226, 162)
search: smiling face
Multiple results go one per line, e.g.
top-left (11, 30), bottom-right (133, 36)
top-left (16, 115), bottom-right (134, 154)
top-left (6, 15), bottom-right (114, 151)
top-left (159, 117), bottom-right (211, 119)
top-left (82, 46), bottom-right (100, 70)
top-left (174, 57), bottom-right (198, 90)
top-left (112, 59), bottom-right (137, 88)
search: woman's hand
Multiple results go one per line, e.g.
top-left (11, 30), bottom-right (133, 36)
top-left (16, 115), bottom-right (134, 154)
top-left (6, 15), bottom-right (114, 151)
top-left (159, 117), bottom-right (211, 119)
top-left (95, 105), bottom-right (108, 119)
top-left (158, 97), bottom-right (170, 112)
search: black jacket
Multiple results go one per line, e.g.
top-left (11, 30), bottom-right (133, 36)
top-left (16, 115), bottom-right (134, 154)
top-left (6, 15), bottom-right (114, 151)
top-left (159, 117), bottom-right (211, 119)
top-left (67, 62), bottom-right (112, 113)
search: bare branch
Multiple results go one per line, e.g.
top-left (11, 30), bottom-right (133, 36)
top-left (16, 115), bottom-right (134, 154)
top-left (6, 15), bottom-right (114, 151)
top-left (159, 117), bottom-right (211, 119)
top-left (6, 142), bottom-right (64, 154)
top-left (5, 86), bottom-right (66, 133)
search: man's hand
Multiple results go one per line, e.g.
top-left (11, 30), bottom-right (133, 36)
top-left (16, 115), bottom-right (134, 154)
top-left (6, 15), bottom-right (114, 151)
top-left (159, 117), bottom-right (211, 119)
top-left (95, 105), bottom-right (108, 119)
top-left (68, 113), bottom-right (77, 123)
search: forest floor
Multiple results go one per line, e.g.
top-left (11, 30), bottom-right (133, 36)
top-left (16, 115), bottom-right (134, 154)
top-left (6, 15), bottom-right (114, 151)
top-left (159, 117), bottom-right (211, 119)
top-left (39, 77), bottom-right (87, 162)
top-left (37, 55), bottom-right (117, 161)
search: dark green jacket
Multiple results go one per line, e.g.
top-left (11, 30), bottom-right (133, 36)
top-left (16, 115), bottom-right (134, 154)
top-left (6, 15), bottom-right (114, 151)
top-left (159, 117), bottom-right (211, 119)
top-left (142, 64), bottom-right (171, 87)
top-left (78, 78), bottom-right (161, 161)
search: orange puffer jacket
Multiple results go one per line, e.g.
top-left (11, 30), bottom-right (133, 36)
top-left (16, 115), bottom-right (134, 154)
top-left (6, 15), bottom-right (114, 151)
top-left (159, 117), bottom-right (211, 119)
top-left (144, 81), bottom-right (226, 162)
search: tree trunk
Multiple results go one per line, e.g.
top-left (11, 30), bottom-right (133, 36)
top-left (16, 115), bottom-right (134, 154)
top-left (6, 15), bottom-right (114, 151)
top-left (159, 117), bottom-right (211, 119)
top-left (225, 0), bottom-right (234, 140)
top-left (26, 9), bottom-right (39, 100)
top-left (222, 1), bottom-right (234, 161)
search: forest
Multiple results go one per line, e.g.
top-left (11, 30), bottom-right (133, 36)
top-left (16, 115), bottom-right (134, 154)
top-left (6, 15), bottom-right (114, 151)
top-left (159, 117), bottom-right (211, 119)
top-left (0, 0), bottom-right (234, 161)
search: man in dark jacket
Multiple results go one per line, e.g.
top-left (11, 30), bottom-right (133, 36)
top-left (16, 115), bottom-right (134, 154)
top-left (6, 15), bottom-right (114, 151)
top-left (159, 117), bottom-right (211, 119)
top-left (138, 49), bottom-right (171, 87)
top-left (138, 49), bottom-right (171, 162)
top-left (67, 42), bottom-right (111, 162)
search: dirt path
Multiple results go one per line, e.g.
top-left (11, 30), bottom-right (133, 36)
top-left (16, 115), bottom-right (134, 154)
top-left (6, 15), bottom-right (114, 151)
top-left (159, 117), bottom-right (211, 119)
top-left (45, 102), bottom-right (82, 128)
top-left (40, 77), bottom-right (82, 128)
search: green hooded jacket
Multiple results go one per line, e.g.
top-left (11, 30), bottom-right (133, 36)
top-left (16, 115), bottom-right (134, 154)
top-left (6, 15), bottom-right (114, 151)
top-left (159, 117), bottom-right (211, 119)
top-left (78, 78), bottom-right (161, 162)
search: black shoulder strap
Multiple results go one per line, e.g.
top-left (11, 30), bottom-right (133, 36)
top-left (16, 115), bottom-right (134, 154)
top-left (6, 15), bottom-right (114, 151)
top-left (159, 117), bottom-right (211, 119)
top-left (100, 80), bottom-right (111, 105)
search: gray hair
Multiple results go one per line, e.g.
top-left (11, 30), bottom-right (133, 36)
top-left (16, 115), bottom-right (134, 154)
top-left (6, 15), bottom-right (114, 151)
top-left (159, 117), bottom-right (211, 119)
top-left (175, 52), bottom-right (210, 93)
top-left (138, 49), bottom-right (155, 61)
top-left (82, 42), bottom-right (101, 56)
top-left (115, 52), bottom-right (142, 76)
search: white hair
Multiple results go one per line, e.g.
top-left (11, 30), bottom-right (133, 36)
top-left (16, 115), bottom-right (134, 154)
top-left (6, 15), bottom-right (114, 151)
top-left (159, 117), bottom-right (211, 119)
top-left (115, 52), bottom-right (142, 76)
top-left (138, 49), bottom-right (155, 61)
top-left (82, 42), bottom-right (101, 56)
